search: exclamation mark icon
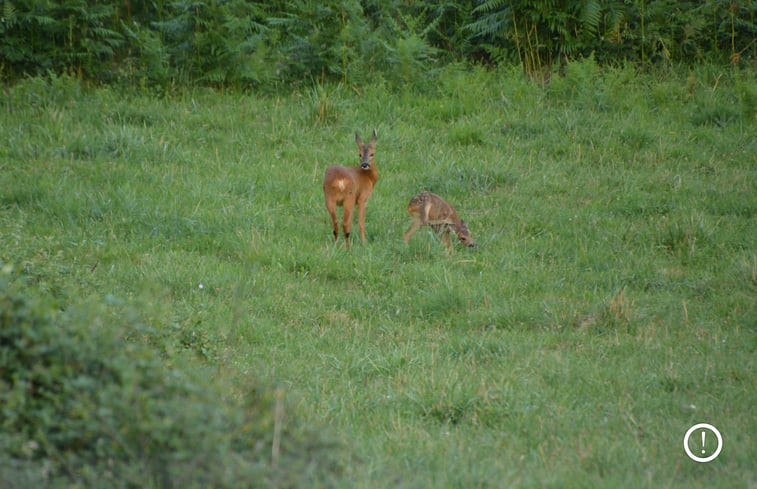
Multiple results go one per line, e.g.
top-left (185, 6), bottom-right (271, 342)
top-left (684, 423), bottom-right (722, 462)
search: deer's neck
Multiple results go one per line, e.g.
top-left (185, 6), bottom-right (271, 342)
top-left (448, 212), bottom-right (464, 232)
top-left (360, 166), bottom-right (379, 185)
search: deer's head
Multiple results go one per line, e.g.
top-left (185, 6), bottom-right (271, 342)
top-left (457, 220), bottom-right (475, 248)
top-left (355, 130), bottom-right (377, 170)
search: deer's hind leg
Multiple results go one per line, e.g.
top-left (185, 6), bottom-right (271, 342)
top-left (325, 198), bottom-right (340, 241)
top-left (403, 217), bottom-right (423, 244)
top-left (341, 201), bottom-right (355, 247)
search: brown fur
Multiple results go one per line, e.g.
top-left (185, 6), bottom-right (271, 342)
top-left (403, 191), bottom-right (474, 250)
top-left (323, 130), bottom-right (379, 246)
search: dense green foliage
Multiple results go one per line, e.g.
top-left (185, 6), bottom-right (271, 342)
top-left (468, 0), bottom-right (757, 71)
top-left (1, 0), bottom-right (755, 87)
top-left (0, 271), bottom-right (344, 488)
top-left (1, 64), bottom-right (755, 486)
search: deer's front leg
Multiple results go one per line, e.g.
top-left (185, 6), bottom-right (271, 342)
top-left (441, 227), bottom-right (454, 250)
top-left (403, 218), bottom-right (422, 243)
top-left (357, 199), bottom-right (368, 244)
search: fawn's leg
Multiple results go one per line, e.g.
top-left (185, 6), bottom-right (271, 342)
top-left (419, 203), bottom-right (430, 226)
top-left (441, 227), bottom-right (454, 250)
top-left (403, 218), bottom-right (422, 243)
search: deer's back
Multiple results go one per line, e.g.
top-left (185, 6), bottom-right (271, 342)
top-left (324, 165), bottom-right (356, 186)
top-left (407, 191), bottom-right (456, 221)
top-left (324, 165), bottom-right (377, 201)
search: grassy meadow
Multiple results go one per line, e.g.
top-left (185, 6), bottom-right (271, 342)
top-left (1, 62), bottom-right (756, 487)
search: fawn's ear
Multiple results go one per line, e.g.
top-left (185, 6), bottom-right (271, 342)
top-left (370, 129), bottom-right (377, 142)
top-left (355, 132), bottom-right (363, 146)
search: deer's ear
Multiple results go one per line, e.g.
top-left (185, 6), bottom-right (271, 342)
top-left (371, 129), bottom-right (377, 142)
top-left (355, 132), bottom-right (363, 145)
top-left (460, 220), bottom-right (468, 231)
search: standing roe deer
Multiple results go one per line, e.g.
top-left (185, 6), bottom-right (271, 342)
top-left (403, 191), bottom-right (475, 250)
top-left (323, 130), bottom-right (379, 246)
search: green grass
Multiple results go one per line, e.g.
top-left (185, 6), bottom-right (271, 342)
top-left (1, 63), bottom-right (755, 488)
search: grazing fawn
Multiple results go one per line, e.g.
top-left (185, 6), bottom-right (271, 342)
top-left (323, 130), bottom-right (379, 246)
top-left (403, 191), bottom-right (475, 250)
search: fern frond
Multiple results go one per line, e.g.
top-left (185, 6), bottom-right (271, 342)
top-left (2, 0), bottom-right (17, 25)
top-left (472, 0), bottom-right (509, 15)
top-left (580, 0), bottom-right (602, 37)
top-left (465, 7), bottom-right (510, 37)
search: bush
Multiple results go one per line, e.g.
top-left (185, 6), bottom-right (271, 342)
top-left (2, 1), bottom-right (754, 87)
top-left (0, 268), bottom-right (344, 488)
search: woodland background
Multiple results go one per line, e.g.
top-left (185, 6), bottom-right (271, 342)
top-left (1, 0), bottom-right (756, 88)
